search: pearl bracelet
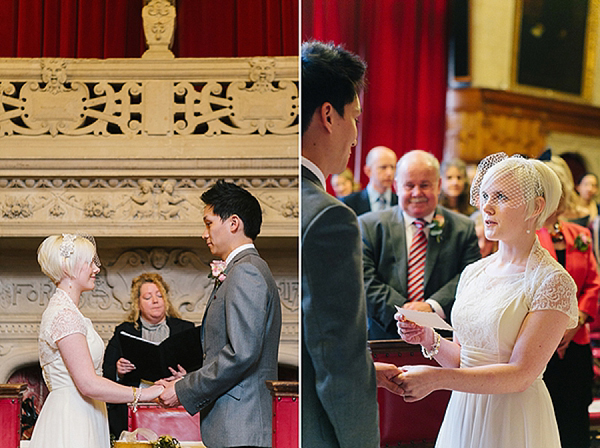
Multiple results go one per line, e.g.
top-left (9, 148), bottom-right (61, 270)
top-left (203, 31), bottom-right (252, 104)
top-left (421, 331), bottom-right (441, 359)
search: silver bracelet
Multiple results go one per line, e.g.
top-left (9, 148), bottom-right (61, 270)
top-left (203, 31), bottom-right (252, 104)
top-left (421, 331), bottom-right (441, 359)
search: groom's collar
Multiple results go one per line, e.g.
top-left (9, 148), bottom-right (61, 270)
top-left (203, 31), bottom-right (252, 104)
top-left (225, 243), bottom-right (255, 266)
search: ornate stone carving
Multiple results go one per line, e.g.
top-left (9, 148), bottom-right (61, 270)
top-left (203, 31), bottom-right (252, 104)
top-left (142, 0), bottom-right (176, 59)
top-left (0, 58), bottom-right (297, 138)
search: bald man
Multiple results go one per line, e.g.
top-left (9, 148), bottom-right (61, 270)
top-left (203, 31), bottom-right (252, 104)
top-left (342, 146), bottom-right (398, 216)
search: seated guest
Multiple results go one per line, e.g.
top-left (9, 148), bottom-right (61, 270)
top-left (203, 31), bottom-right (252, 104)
top-left (331, 168), bottom-right (358, 198)
top-left (359, 149), bottom-right (480, 339)
top-left (102, 272), bottom-right (194, 438)
top-left (537, 162), bottom-right (600, 448)
top-left (342, 146), bottom-right (398, 215)
top-left (439, 158), bottom-right (475, 216)
top-left (470, 210), bottom-right (498, 257)
top-left (575, 172), bottom-right (599, 223)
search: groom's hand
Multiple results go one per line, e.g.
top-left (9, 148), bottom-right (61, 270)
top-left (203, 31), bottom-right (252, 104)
top-left (156, 378), bottom-right (182, 408)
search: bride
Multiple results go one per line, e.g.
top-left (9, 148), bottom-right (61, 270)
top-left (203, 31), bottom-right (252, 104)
top-left (29, 234), bottom-right (164, 448)
top-left (395, 153), bottom-right (579, 448)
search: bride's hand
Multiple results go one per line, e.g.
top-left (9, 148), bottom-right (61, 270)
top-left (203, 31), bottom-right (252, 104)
top-left (140, 384), bottom-right (165, 402)
top-left (395, 313), bottom-right (433, 346)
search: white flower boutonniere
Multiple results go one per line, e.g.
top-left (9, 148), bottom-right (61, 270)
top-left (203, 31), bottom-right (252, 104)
top-left (208, 260), bottom-right (227, 287)
top-left (427, 215), bottom-right (445, 243)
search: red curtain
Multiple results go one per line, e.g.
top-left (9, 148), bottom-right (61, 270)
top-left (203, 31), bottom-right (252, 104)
top-left (0, 0), bottom-right (298, 58)
top-left (303, 0), bottom-right (448, 189)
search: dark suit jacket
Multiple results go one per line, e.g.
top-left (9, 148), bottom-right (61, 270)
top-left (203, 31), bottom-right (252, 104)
top-left (102, 316), bottom-right (195, 437)
top-left (341, 188), bottom-right (398, 216)
top-left (359, 205), bottom-right (480, 340)
top-left (176, 247), bottom-right (281, 448)
top-left (301, 166), bottom-right (380, 448)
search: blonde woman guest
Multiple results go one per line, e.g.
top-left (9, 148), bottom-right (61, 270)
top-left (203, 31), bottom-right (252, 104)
top-left (395, 153), bottom-right (578, 448)
top-left (102, 272), bottom-right (194, 437)
top-left (29, 234), bottom-right (164, 448)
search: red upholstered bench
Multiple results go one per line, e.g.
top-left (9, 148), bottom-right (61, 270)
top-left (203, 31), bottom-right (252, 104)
top-left (369, 340), bottom-right (451, 448)
top-left (128, 403), bottom-right (201, 442)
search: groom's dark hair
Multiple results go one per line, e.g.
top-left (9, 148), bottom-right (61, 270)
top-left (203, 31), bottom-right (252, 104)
top-left (201, 180), bottom-right (262, 240)
top-left (301, 40), bottom-right (367, 135)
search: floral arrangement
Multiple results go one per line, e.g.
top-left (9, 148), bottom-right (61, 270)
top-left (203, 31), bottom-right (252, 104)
top-left (153, 435), bottom-right (181, 448)
top-left (209, 260), bottom-right (227, 286)
top-left (574, 233), bottom-right (591, 252)
top-left (427, 214), bottom-right (445, 243)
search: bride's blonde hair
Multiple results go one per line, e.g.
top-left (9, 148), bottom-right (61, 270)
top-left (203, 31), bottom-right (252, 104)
top-left (37, 234), bottom-right (96, 284)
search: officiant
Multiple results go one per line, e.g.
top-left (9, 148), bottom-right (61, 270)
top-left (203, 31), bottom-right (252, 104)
top-left (102, 272), bottom-right (195, 438)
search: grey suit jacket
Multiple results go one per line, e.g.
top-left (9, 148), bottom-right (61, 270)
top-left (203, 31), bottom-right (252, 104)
top-left (301, 166), bottom-right (379, 448)
top-left (359, 205), bottom-right (480, 340)
top-left (176, 247), bottom-right (281, 448)
top-left (341, 188), bottom-right (398, 216)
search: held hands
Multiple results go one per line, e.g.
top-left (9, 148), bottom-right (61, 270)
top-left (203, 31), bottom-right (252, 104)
top-left (393, 365), bottom-right (438, 402)
top-left (140, 384), bottom-right (165, 402)
top-left (374, 362), bottom-right (404, 395)
top-left (156, 378), bottom-right (182, 408)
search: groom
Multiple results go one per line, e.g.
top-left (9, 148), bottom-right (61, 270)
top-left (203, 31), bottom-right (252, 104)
top-left (158, 180), bottom-right (282, 448)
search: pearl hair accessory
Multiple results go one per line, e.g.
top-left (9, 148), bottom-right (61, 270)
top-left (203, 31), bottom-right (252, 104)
top-left (59, 234), bottom-right (76, 258)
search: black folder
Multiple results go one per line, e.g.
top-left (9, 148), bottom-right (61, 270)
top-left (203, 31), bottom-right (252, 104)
top-left (118, 326), bottom-right (203, 383)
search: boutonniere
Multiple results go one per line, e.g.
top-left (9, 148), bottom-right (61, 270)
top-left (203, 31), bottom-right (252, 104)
top-left (427, 215), bottom-right (445, 243)
top-left (574, 233), bottom-right (591, 252)
top-left (208, 260), bottom-right (227, 287)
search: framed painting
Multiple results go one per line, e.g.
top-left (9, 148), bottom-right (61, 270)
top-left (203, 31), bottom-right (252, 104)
top-left (512, 0), bottom-right (598, 101)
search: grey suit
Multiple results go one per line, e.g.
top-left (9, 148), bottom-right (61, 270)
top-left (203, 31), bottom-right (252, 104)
top-left (176, 248), bottom-right (281, 448)
top-left (301, 166), bottom-right (379, 448)
top-left (359, 206), bottom-right (480, 340)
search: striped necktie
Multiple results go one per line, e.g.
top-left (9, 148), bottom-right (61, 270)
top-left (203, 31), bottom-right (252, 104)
top-left (407, 219), bottom-right (427, 302)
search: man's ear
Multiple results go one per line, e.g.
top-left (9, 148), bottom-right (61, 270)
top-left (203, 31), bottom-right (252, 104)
top-left (319, 102), bottom-right (335, 133)
top-left (229, 214), bottom-right (242, 234)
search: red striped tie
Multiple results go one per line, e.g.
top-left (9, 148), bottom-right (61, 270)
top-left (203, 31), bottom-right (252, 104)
top-left (408, 219), bottom-right (427, 302)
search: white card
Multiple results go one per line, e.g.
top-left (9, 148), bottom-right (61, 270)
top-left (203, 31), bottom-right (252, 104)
top-left (394, 306), bottom-right (454, 331)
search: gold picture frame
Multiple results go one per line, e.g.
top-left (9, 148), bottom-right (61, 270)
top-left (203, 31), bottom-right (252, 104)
top-left (512, 0), bottom-right (599, 102)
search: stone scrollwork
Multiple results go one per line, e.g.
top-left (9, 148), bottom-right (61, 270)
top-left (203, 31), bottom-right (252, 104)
top-left (0, 59), bottom-right (143, 137)
top-left (173, 58), bottom-right (298, 136)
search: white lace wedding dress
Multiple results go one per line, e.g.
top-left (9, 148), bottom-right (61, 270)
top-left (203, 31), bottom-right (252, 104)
top-left (435, 239), bottom-right (578, 448)
top-left (29, 288), bottom-right (110, 448)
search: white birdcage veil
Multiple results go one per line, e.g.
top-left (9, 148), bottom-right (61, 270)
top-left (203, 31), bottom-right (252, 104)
top-left (470, 152), bottom-right (544, 210)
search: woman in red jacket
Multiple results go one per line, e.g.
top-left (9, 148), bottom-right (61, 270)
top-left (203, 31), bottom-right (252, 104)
top-left (537, 160), bottom-right (600, 448)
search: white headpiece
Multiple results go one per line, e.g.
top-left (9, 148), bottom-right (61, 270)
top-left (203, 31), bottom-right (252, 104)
top-left (470, 152), bottom-right (544, 209)
top-left (59, 233), bottom-right (101, 267)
